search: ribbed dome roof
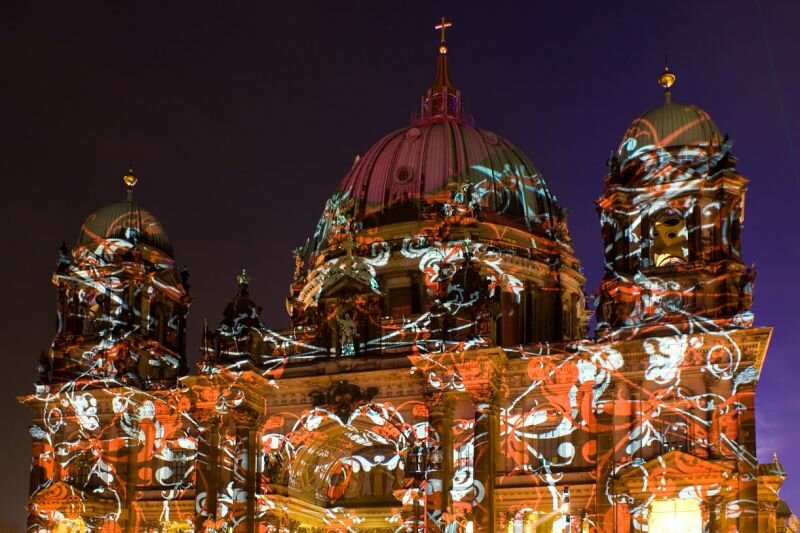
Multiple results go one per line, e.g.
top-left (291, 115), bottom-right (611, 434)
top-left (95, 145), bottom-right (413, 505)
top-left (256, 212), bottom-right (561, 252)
top-left (338, 117), bottom-right (561, 230)
top-left (617, 100), bottom-right (722, 165)
top-left (77, 197), bottom-right (173, 257)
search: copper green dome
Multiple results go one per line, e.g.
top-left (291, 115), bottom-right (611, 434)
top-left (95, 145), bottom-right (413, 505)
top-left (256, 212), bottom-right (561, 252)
top-left (617, 100), bottom-right (722, 165)
top-left (77, 196), bottom-right (173, 257)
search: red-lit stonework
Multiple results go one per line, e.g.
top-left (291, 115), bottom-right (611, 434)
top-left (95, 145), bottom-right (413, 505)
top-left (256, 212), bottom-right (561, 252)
top-left (19, 34), bottom-right (795, 533)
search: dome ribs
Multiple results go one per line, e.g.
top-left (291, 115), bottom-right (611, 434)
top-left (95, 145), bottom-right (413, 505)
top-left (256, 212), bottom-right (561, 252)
top-left (315, 119), bottom-right (568, 247)
top-left (381, 130), bottom-right (407, 212)
top-left (359, 129), bottom-right (403, 220)
top-left (617, 101), bottom-right (722, 168)
top-left (461, 124), bottom-right (489, 215)
top-left (417, 123), bottom-right (432, 215)
top-left (448, 119), bottom-right (464, 198)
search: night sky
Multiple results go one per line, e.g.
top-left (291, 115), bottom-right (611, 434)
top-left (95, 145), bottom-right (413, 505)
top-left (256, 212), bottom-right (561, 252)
top-left (2, 1), bottom-right (798, 527)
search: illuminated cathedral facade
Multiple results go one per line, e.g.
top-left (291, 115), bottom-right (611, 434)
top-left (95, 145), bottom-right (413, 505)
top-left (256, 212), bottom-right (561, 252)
top-left (20, 21), bottom-right (797, 533)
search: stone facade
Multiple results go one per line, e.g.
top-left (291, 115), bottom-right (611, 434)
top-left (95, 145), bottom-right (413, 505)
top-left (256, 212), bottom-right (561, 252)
top-left (19, 39), bottom-right (795, 533)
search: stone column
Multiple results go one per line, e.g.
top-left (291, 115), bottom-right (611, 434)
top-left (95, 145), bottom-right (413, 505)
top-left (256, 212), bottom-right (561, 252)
top-left (460, 347), bottom-right (506, 532)
top-left (703, 497), bottom-right (725, 533)
top-left (717, 500), bottom-right (729, 533)
top-left (195, 412), bottom-right (222, 530)
top-left (703, 371), bottom-right (720, 459)
top-left (759, 501), bottom-right (778, 533)
top-left (425, 393), bottom-right (455, 531)
top-left (124, 432), bottom-right (137, 533)
top-left (247, 426), bottom-right (258, 532)
top-left (232, 407), bottom-right (259, 533)
top-left (701, 501), bottom-right (712, 533)
top-left (473, 398), bottom-right (499, 532)
top-left (736, 383), bottom-right (759, 532)
top-left (612, 381), bottom-right (627, 462)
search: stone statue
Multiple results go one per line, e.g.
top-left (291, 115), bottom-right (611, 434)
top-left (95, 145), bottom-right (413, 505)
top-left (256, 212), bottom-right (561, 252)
top-left (337, 313), bottom-right (358, 357)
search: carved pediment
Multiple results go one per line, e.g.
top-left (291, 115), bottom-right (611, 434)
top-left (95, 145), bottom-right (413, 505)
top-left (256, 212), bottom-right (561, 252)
top-left (618, 450), bottom-right (733, 481)
top-left (321, 277), bottom-right (374, 301)
top-left (616, 450), bottom-right (736, 500)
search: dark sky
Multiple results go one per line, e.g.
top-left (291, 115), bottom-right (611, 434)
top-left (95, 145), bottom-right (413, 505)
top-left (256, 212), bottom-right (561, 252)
top-left (1, 0), bottom-right (798, 526)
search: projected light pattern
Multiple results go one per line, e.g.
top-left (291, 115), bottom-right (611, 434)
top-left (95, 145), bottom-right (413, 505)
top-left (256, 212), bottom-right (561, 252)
top-left (597, 110), bottom-right (750, 339)
top-left (20, 52), bottom-right (788, 532)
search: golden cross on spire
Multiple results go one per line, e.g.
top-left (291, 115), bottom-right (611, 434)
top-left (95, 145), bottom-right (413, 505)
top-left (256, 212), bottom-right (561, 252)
top-left (435, 17), bottom-right (452, 42)
top-left (435, 17), bottom-right (452, 54)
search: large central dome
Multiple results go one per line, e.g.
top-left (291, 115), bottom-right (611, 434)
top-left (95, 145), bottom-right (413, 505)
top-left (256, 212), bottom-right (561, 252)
top-left (306, 44), bottom-right (567, 255)
top-left (293, 34), bottom-right (585, 348)
top-left (338, 117), bottom-right (561, 232)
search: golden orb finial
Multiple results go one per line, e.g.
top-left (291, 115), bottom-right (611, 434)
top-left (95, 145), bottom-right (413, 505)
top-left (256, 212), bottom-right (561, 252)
top-left (658, 63), bottom-right (676, 104)
top-left (123, 168), bottom-right (138, 189)
top-left (658, 64), bottom-right (676, 91)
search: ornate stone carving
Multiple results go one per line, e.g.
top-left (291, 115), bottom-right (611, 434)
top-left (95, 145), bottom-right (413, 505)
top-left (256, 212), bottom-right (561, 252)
top-left (308, 380), bottom-right (379, 421)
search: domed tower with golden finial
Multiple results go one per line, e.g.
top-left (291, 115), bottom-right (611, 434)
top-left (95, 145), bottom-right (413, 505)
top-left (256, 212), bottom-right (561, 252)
top-left (47, 168), bottom-right (191, 388)
top-left (596, 64), bottom-right (750, 338)
top-left (588, 66), bottom-right (777, 532)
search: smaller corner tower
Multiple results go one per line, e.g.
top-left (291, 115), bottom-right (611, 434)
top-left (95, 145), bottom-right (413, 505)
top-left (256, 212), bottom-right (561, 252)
top-left (596, 66), bottom-right (752, 339)
top-left (46, 169), bottom-right (191, 388)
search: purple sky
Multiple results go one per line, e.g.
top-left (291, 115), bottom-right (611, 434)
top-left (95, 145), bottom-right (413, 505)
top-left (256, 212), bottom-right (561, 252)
top-left (1, 1), bottom-right (798, 526)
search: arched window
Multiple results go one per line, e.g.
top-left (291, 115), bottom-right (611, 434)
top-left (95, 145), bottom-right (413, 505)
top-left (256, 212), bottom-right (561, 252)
top-left (152, 302), bottom-right (166, 344)
top-left (652, 210), bottom-right (689, 267)
top-left (649, 499), bottom-right (702, 533)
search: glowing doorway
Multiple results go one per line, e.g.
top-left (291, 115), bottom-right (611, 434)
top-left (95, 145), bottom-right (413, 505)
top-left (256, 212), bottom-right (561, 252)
top-left (649, 499), bottom-right (702, 533)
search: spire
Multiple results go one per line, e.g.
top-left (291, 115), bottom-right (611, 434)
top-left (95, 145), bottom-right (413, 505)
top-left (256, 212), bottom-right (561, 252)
top-left (123, 167), bottom-right (137, 200)
top-left (237, 268), bottom-right (251, 296)
top-left (432, 17), bottom-right (454, 91)
top-left (342, 233), bottom-right (356, 260)
top-left (435, 17), bottom-right (452, 53)
top-left (658, 62), bottom-right (676, 104)
top-left (419, 17), bottom-right (462, 122)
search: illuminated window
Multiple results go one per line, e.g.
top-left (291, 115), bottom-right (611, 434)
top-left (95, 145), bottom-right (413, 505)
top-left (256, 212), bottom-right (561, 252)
top-left (159, 521), bottom-right (193, 533)
top-left (652, 211), bottom-right (688, 267)
top-left (649, 499), bottom-right (702, 533)
top-left (54, 518), bottom-right (86, 533)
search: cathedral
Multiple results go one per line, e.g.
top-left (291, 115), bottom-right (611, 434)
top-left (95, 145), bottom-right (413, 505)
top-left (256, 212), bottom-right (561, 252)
top-left (20, 20), bottom-right (796, 533)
